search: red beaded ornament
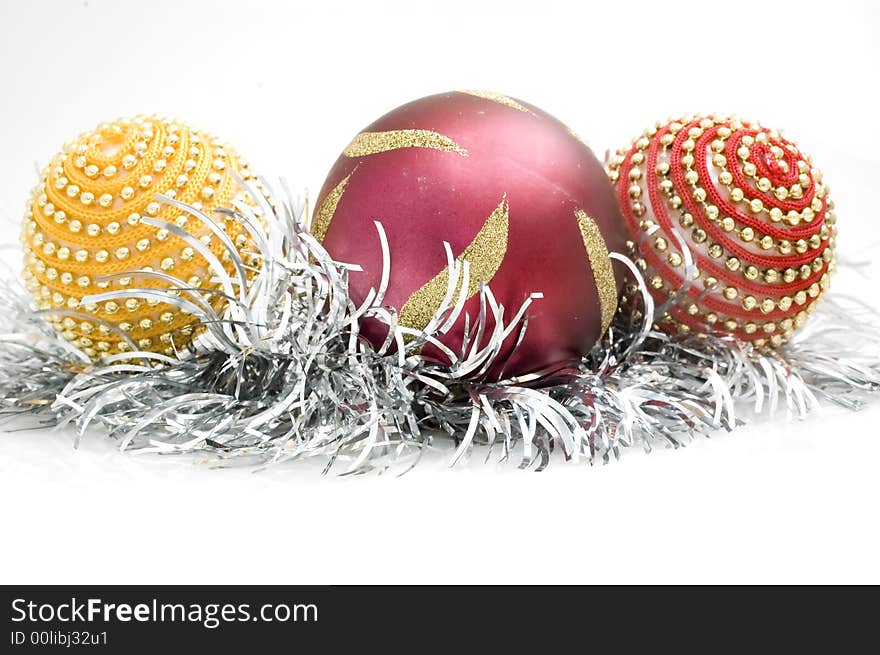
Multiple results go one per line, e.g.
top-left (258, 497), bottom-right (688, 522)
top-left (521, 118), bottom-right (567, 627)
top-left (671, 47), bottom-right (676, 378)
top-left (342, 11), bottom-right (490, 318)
top-left (608, 115), bottom-right (836, 347)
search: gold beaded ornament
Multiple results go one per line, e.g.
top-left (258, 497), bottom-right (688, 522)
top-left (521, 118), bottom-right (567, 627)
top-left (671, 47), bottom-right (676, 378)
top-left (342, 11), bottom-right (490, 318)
top-left (21, 116), bottom-right (257, 359)
top-left (608, 115), bottom-right (836, 348)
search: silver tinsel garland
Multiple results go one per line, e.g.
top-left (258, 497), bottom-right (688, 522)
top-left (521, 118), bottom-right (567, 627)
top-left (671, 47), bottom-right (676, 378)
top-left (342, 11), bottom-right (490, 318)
top-left (1, 180), bottom-right (878, 474)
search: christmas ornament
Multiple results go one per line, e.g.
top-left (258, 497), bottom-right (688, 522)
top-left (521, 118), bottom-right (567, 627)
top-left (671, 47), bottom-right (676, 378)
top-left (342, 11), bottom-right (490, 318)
top-left (21, 116), bottom-right (256, 358)
top-left (312, 91), bottom-right (627, 379)
top-left (608, 115), bottom-right (835, 347)
top-left (0, 103), bottom-right (878, 476)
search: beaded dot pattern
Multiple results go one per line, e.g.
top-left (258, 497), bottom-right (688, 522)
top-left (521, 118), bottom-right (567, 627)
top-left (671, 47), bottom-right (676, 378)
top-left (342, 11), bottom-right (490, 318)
top-left (21, 116), bottom-right (256, 359)
top-left (608, 115), bottom-right (836, 348)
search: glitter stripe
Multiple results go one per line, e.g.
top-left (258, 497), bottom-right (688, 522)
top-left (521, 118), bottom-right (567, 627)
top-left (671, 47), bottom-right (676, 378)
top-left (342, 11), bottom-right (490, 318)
top-left (343, 130), bottom-right (467, 158)
top-left (575, 209), bottom-right (617, 334)
top-left (311, 174), bottom-right (350, 243)
top-left (399, 196), bottom-right (509, 333)
top-left (460, 90), bottom-right (534, 115)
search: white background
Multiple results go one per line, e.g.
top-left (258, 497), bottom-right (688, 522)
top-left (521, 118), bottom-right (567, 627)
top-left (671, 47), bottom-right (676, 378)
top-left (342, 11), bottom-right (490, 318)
top-left (1, 0), bottom-right (879, 584)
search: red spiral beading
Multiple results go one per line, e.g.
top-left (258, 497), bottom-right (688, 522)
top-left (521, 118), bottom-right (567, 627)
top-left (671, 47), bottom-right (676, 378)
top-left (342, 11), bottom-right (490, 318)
top-left (608, 115), bottom-right (836, 347)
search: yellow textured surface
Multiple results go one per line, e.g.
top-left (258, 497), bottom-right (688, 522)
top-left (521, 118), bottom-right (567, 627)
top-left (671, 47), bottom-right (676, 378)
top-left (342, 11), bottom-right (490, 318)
top-left (399, 196), bottom-right (509, 334)
top-left (574, 209), bottom-right (618, 334)
top-left (343, 130), bottom-right (468, 158)
top-left (21, 116), bottom-right (256, 359)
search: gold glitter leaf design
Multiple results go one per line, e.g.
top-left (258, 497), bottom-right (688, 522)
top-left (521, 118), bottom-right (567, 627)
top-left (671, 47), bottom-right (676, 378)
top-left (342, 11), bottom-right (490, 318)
top-left (460, 90), bottom-right (535, 115)
top-left (311, 174), bottom-right (350, 243)
top-left (575, 209), bottom-right (618, 334)
top-left (399, 196), bottom-right (509, 333)
top-left (344, 130), bottom-right (467, 158)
